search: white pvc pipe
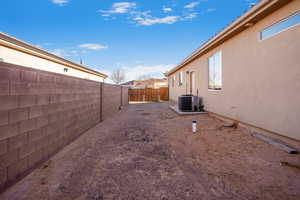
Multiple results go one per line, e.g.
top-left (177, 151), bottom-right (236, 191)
top-left (192, 120), bottom-right (197, 133)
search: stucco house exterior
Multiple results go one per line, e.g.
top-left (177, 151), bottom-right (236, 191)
top-left (166, 0), bottom-right (300, 141)
top-left (0, 32), bottom-right (107, 82)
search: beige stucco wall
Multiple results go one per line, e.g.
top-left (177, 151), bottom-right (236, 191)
top-left (0, 44), bottom-right (104, 82)
top-left (169, 1), bottom-right (300, 140)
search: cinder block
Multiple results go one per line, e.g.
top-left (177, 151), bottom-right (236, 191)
top-left (29, 106), bottom-right (45, 119)
top-left (0, 139), bottom-right (8, 156)
top-left (19, 95), bottom-right (36, 108)
top-left (0, 96), bottom-right (18, 111)
top-left (47, 122), bottom-right (63, 136)
top-left (50, 95), bottom-right (61, 104)
top-left (28, 149), bottom-right (43, 168)
top-left (48, 131), bottom-right (61, 145)
top-left (0, 66), bottom-right (20, 81)
top-left (61, 102), bottom-right (70, 111)
top-left (36, 95), bottom-right (50, 105)
top-left (21, 70), bottom-right (37, 82)
top-left (0, 124), bottom-right (19, 141)
top-left (35, 136), bottom-right (49, 151)
top-left (19, 118), bottom-right (36, 134)
top-left (19, 144), bottom-right (35, 159)
top-left (59, 94), bottom-right (68, 102)
top-left (10, 82), bottom-right (33, 95)
top-left (48, 112), bottom-right (64, 124)
top-left (0, 149), bottom-right (18, 169)
top-left (0, 111), bottom-right (9, 126)
top-left (0, 167), bottom-right (7, 188)
top-left (0, 73), bottom-right (128, 186)
top-left (7, 157), bottom-right (28, 181)
top-left (47, 142), bottom-right (58, 156)
top-left (37, 73), bottom-right (55, 83)
top-left (38, 83), bottom-right (55, 95)
top-left (40, 145), bottom-right (50, 158)
top-left (0, 80), bottom-right (9, 96)
top-left (36, 115), bottom-right (48, 129)
top-left (8, 133), bottom-right (28, 151)
top-left (55, 76), bottom-right (63, 84)
top-left (54, 86), bottom-right (63, 94)
top-left (9, 108), bottom-right (29, 123)
top-left (28, 128), bottom-right (45, 143)
top-left (47, 104), bottom-right (60, 115)
top-left (56, 137), bottom-right (65, 149)
top-left (0, 67), bottom-right (11, 80)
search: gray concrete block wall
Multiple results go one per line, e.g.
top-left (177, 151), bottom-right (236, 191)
top-left (102, 83), bottom-right (122, 121)
top-left (0, 62), bottom-right (128, 190)
top-left (121, 86), bottom-right (129, 107)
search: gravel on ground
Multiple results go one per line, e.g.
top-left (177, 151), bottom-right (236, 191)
top-left (1, 102), bottom-right (300, 200)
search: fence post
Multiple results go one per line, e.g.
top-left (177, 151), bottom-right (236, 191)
top-left (120, 86), bottom-right (123, 108)
top-left (100, 82), bottom-right (103, 122)
top-left (158, 88), bottom-right (160, 102)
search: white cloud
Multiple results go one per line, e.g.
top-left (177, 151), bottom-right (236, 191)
top-left (101, 64), bottom-right (174, 83)
top-left (184, 13), bottom-right (198, 20)
top-left (163, 7), bottom-right (172, 13)
top-left (184, 2), bottom-right (200, 9)
top-left (51, 0), bottom-right (68, 6)
top-left (133, 15), bottom-right (180, 26)
top-left (131, 10), bottom-right (180, 26)
top-left (99, 2), bottom-right (200, 26)
top-left (123, 64), bottom-right (173, 81)
top-left (79, 43), bottom-right (108, 50)
top-left (99, 2), bottom-right (136, 14)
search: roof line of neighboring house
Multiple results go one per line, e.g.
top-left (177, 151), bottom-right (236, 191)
top-left (0, 32), bottom-right (108, 79)
top-left (165, 0), bottom-right (292, 76)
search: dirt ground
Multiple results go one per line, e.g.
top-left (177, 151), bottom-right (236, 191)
top-left (1, 102), bottom-right (300, 200)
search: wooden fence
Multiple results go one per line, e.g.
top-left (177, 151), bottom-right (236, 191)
top-left (129, 87), bottom-right (169, 102)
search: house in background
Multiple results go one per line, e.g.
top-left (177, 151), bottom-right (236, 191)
top-left (122, 78), bottom-right (168, 89)
top-left (166, 0), bottom-right (300, 141)
top-left (0, 32), bottom-right (107, 82)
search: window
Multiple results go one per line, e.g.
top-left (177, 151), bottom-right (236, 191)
top-left (261, 12), bottom-right (300, 40)
top-left (179, 71), bottom-right (183, 86)
top-left (172, 76), bottom-right (175, 87)
top-left (208, 51), bottom-right (222, 90)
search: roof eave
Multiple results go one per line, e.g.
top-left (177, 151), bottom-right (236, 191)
top-left (0, 32), bottom-right (108, 79)
top-left (166, 0), bottom-right (292, 76)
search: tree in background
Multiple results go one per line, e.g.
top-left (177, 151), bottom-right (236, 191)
top-left (137, 74), bottom-right (150, 80)
top-left (111, 69), bottom-right (125, 84)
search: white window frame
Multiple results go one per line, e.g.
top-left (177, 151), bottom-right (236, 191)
top-left (179, 71), bottom-right (183, 86)
top-left (172, 76), bottom-right (175, 87)
top-left (260, 11), bottom-right (300, 40)
top-left (208, 51), bottom-right (222, 90)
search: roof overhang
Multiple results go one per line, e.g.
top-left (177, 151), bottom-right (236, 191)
top-left (0, 32), bottom-right (108, 79)
top-left (165, 0), bottom-right (292, 76)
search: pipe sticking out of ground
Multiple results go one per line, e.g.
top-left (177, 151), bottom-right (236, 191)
top-left (252, 133), bottom-right (298, 154)
top-left (192, 120), bottom-right (197, 133)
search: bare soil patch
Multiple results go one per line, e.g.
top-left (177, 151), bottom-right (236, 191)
top-left (1, 102), bottom-right (300, 200)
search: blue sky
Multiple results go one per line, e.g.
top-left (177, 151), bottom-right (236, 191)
top-left (0, 0), bottom-right (259, 81)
